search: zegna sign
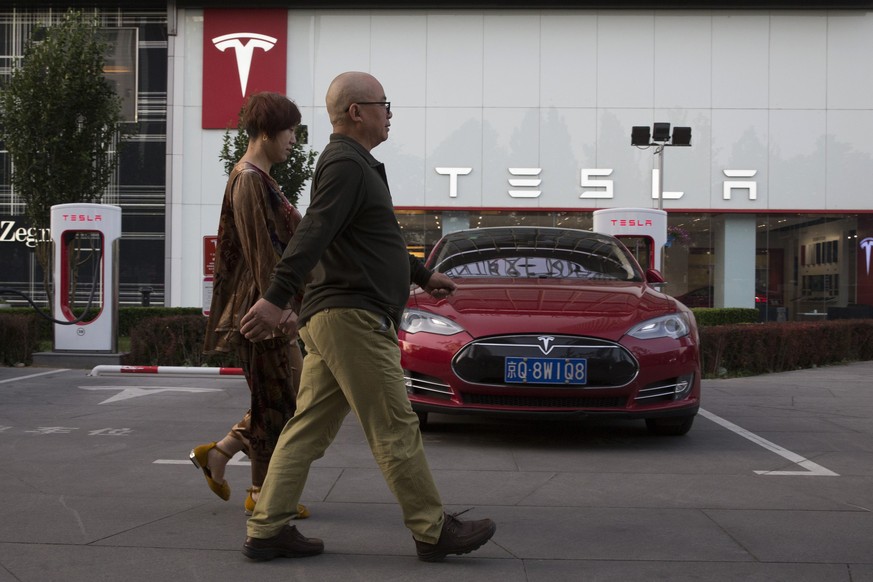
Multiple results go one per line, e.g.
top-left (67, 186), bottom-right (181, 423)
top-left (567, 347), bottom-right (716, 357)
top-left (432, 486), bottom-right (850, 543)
top-left (1, 211), bottom-right (106, 248)
top-left (435, 167), bottom-right (759, 201)
top-left (0, 220), bottom-right (51, 248)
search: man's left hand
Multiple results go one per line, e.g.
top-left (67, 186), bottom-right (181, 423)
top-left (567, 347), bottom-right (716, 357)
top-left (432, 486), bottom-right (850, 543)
top-left (423, 271), bottom-right (457, 299)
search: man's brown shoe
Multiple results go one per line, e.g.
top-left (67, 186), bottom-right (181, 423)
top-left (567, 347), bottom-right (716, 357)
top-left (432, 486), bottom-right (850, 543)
top-left (415, 511), bottom-right (496, 562)
top-left (243, 525), bottom-right (324, 561)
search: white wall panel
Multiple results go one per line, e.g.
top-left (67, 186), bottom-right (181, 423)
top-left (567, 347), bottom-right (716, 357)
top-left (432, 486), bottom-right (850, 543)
top-left (826, 110), bottom-right (873, 209)
top-left (540, 13), bottom-right (597, 108)
top-left (183, 12), bottom-right (204, 106)
top-left (596, 13), bottom-right (655, 109)
top-left (426, 14), bottom-right (484, 107)
top-left (710, 109), bottom-right (768, 210)
top-left (179, 11), bottom-right (208, 307)
top-left (482, 108), bottom-right (543, 208)
top-left (658, 109), bottom-right (710, 210)
top-left (287, 12), bottom-right (316, 107)
top-left (827, 12), bottom-right (873, 110)
top-left (483, 13), bottom-right (541, 108)
top-left (379, 107), bottom-right (426, 207)
top-left (539, 107), bottom-right (598, 207)
top-left (768, 109), bottom-right (827, 209)
top-left (711, 13), bottom-right (769, 109)
top-left (312, 13), bottom-right (371, 99)
top-left (599, 108), bottom-right (660, 208)
top-left (769, 14), bottom-right (827, 110)
top-left (424, 107), bottom-right (484, 207)
top-left (372, 14), bottom-right (428, 107)
top-left (654, 13), bottom-right (711, 109)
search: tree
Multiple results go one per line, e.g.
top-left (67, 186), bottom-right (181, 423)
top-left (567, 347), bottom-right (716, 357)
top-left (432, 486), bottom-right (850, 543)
top-left (219, 113), bottom-right (317, 207)
top-left (0, 10), bottom-right (130, 303)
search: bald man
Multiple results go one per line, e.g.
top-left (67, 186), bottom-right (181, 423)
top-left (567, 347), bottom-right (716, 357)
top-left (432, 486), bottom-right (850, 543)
top-left (239, 72), bottom-right (496, 563)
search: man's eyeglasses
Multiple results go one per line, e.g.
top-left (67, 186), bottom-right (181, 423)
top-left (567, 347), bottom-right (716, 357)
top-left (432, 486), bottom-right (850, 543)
top-left (349, 101), bottom-right (391, 114)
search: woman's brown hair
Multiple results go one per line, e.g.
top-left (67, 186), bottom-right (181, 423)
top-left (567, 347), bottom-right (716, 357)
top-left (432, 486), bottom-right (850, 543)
top-left (242, 92), bottom-right (302, 140)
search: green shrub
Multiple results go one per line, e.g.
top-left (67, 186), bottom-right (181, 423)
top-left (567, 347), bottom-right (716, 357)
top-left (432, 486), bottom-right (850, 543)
top-left (699, 320), bottom-right (873, 377)
top-left (691, 307), bottom-right (760, 326)
top-left (0, 306), bottom-right (204, 342)
top-left (0, 313), bottom-right (39, 365)
top-left (118, 307), bottom-right (202, 336)
top-left (124, 314), bottom-right (239, 367)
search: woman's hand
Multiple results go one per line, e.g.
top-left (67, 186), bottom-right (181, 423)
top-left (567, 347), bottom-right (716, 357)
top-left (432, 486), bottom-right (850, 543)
top-left (276, 309), bottom-right (298, 337)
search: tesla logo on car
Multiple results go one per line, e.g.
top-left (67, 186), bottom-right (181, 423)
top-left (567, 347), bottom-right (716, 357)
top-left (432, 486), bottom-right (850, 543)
top-left (212, 32), bottom-right (277, 96)
top-left (537, 336), bottom-right (556, 355)
top-left (861, 237), bottom-right (873, 276)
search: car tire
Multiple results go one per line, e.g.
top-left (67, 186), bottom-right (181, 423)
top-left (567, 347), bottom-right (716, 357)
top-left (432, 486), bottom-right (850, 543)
top-left (416, 411), bottom-right (429, 430)
top-left (645, 415), bottom-right (695, 436)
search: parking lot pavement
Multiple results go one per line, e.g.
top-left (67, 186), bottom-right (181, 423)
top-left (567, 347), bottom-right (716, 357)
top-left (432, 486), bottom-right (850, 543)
top-left (1, 362), bottom-right (872, 582)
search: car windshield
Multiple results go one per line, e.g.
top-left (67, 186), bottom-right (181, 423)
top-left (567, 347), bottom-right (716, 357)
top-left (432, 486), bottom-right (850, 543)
top-left (429, 227), bottom-right (643, 281)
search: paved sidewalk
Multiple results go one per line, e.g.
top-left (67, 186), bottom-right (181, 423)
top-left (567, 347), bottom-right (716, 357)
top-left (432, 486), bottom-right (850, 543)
top-left (0, 362), bottom-right (872, 581)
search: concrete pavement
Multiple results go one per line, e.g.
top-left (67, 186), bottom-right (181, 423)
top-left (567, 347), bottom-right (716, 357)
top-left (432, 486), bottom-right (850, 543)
top-left (1, 361), bottom-right (872, 581)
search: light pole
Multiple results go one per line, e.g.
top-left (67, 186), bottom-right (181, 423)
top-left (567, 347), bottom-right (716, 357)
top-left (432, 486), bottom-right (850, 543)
top-left (631, 123), bottom-right (692, 210)
top-left (630, 123), bottom-right (692, 273)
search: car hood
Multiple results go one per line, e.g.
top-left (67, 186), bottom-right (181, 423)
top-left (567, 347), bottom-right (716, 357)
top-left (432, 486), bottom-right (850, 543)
top-left (408, 277), bottom-right (677, 341)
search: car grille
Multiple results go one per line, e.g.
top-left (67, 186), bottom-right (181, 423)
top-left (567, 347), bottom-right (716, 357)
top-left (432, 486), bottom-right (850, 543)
top-left (463, 393), bottom-right (627, 408)
top-left (452, 334), bottom-right (638, 388)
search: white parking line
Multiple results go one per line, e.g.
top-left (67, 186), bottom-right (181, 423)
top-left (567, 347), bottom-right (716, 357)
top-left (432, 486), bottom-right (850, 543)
top-left (0, 369), bottom-right (69, 384)
top-left (699, 408), bottom-right (839, 476)
top-left (154, 451), bottom-right (250, 465)
top-left (79, 385), bottom-right (222, 404)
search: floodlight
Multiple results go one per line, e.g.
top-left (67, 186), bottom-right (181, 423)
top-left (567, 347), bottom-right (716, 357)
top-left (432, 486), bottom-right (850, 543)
top-left (652, 122), bottom-right (671, 142)
top-left (672, 126), bottom-right (691, 146)
top-left (631, 126), bottom-right (651, 146)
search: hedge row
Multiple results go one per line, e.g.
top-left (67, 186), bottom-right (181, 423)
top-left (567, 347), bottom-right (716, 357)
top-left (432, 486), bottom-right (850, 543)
top-left (690, 307), bottom-right (760, 327)
top-left (2, 309), bottom-right (872, 377)
top-left (0, 306), bottom-right (204, 344)
top-left (0, 313), bottom-right (40, 366)
top-left (125, 315), bottom-right (239, 367)
top-left (0, 307), bottom-right (206, 366)
top-left (699, 320), bottom-right (873, 377)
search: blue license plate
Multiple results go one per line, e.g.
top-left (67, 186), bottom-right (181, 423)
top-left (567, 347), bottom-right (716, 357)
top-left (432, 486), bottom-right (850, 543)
top-left (504, 356), bottom-right (587, 385)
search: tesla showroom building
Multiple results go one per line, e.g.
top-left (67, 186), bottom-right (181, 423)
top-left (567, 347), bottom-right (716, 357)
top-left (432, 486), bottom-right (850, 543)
top-left (2, 0), bottom-right (873, 321)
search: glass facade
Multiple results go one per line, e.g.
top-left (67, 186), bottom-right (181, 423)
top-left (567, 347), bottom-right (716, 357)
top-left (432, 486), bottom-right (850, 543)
top-left (0, 8), bottom-right (167, 307)
top-left (397, 209), bottom-right (866, 322)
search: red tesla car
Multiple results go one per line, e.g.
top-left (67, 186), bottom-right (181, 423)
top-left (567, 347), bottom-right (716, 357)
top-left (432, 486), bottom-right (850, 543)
top-left (399, 226), bottom-right (701, 436)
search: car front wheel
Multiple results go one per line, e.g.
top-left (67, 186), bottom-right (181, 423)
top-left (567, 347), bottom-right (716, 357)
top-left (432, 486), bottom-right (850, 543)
top-left (645, 415), bottom-right (695, 436)
top-left (415, 411), bottom-right (429, 430)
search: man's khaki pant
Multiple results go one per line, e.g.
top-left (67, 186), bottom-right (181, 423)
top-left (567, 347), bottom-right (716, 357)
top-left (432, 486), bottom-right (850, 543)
top-left (246, 307), bottom-right (445, 543)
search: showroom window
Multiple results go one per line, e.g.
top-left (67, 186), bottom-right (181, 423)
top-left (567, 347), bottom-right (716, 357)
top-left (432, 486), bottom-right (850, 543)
top-left (398, 210), bottom-right (865, 321)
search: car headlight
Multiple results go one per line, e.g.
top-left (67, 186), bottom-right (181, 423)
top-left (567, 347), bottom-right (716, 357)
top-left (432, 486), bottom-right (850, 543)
top-left (626, 313), bottom-right (691, 340)
top-left (400, 308), bottom-right (465, 336)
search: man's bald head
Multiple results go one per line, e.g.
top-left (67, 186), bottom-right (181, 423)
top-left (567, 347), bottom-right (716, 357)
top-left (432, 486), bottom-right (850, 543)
top-left (326, 71), bottom-right (379, 126)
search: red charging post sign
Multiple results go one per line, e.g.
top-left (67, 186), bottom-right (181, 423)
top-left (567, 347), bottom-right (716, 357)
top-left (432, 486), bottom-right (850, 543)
top-left (202, 9), bottom-right (287, 129)
top-left (203, 236), bottom-right (217, 316)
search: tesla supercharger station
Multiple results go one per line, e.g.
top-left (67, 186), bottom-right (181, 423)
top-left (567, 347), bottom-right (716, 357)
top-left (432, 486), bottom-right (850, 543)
top-left (593, 207), bottom-right (668, 272)
top-left (51, 203), bottom-right (121, 352)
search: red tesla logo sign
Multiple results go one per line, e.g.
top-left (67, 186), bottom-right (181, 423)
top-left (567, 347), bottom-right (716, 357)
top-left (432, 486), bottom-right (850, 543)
top-left (202, 9), bottom-right (287, 129)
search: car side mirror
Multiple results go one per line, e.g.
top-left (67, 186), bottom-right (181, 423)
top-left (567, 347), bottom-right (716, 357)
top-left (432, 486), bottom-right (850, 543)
top-left (645, 269), bottom-right (665, 284)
